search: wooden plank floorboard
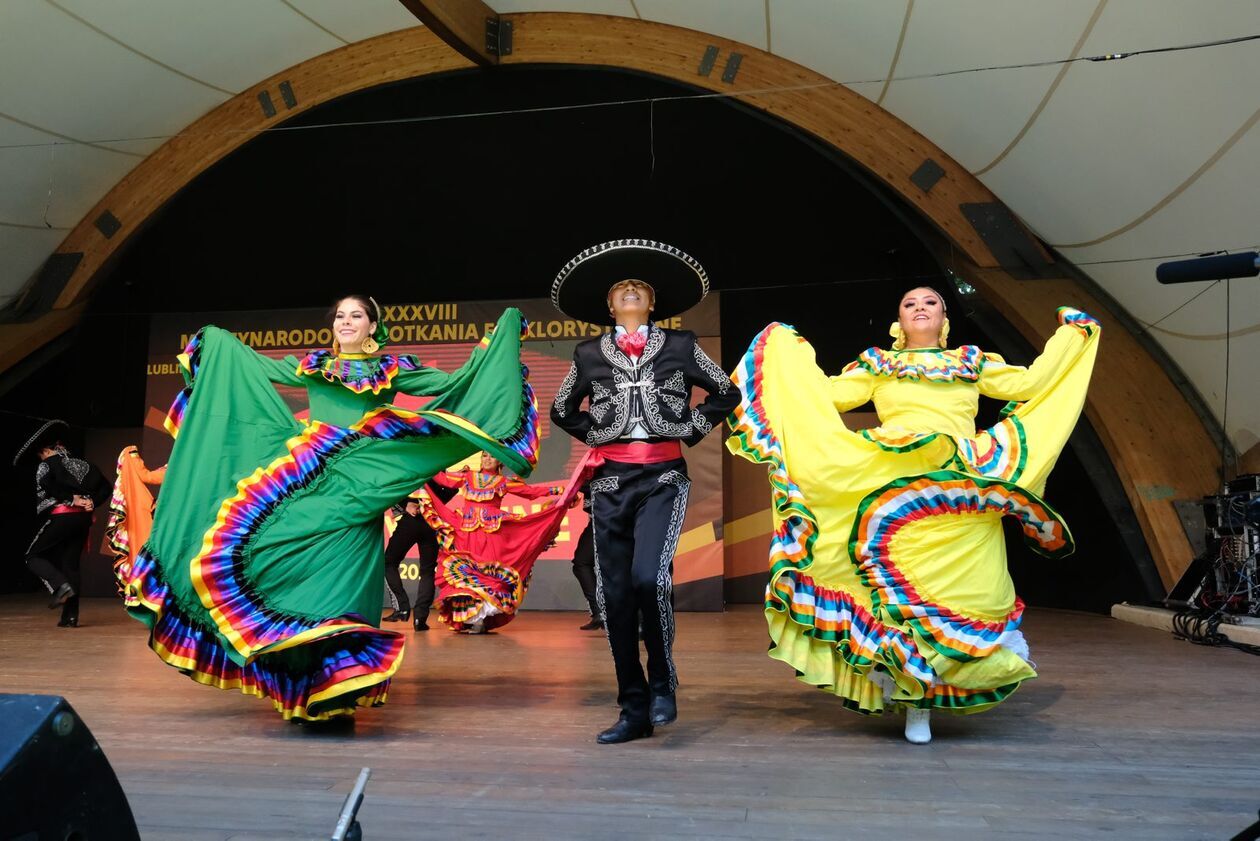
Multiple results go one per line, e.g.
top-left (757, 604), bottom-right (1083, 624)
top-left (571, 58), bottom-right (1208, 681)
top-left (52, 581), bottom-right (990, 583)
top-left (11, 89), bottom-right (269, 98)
top-left (2, 596), bottom-right (1258, 839)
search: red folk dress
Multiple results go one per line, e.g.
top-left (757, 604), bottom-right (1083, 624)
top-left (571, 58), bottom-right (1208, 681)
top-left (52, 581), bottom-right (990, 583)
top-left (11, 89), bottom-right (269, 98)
top-left (425, 468), bottom-right (570, 631)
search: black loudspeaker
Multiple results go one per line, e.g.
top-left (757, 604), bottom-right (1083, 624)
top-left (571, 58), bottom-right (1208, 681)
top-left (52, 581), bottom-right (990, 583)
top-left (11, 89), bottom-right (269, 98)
top-left (0, 694), bottom-right (139, 840)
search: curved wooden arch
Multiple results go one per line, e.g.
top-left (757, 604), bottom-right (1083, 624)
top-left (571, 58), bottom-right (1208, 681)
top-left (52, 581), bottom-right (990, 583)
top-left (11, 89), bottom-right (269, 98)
top-left (47, 17), bottom-right (1007, 311)
top-left (8, 13), bottom-right (1215, 584)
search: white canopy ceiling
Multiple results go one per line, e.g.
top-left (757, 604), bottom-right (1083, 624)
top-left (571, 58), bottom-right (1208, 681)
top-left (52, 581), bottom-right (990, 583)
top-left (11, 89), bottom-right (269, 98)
top-left (1, 0), bottom-right (1256, 453)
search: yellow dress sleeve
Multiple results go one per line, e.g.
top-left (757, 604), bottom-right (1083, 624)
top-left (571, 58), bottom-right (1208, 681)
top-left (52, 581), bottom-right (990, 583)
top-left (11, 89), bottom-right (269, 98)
top-left (829, 364), bottom-right (876, 412)
top-left (978, 309), bottom-right (1101, 402)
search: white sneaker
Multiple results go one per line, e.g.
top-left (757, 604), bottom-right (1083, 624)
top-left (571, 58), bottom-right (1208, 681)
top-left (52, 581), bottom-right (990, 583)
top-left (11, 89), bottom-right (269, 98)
top-left (904, 708), bottom-right (931, 744)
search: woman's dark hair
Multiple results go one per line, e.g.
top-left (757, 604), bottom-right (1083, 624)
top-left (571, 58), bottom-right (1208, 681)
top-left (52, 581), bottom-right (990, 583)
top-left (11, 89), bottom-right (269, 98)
top-left (328, 294), bottom-right (379, 323)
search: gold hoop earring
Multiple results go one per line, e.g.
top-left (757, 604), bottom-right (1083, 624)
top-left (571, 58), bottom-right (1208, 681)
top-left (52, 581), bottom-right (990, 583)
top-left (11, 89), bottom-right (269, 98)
top-left (888, 321), bottom-right (907, 351)
top-left (938, 317), bottom-right (951, 348)
top-left (360, 337), bottom-right (380, 354)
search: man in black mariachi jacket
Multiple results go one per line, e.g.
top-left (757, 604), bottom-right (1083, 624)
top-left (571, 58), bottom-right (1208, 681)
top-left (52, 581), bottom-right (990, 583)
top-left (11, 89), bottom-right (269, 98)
top-left (14, 419), bottom-right (111, 627)
top-left (549, 239), bottom-right (738, 744)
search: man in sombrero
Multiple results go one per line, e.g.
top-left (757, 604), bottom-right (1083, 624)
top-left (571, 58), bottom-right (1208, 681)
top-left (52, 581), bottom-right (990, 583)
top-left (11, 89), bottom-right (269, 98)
top-left (14, 419), bottom-right (111, 627)
top-left (550, 239), bottom-right (738, 744)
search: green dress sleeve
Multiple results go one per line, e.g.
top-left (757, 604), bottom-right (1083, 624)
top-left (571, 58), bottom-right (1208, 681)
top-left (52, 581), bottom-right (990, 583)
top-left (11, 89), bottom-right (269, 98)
top-left (391, 310), bottom-right (538, 475)
top-left (390, 362), bottom-right (454, 397)
top-left (253, 353), bottom-right (305, 387)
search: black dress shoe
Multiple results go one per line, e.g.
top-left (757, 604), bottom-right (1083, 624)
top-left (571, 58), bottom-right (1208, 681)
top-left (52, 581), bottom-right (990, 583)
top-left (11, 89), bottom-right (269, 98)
top-left (291, 715), bottom-right (356, 732)
top-left (649, 693), bottom-right (677, 727)
top-left (57, 615), bottom-right (78, 628)
top-left (382, 609), bottom-right (410, 623)
top-left (48, 583), bottom-right (74, 609)
top-left (579, 617), bottom-right (604, 631)
top-left (413, 616), bottom-right (429, 631)
top-left (596, 717), bottom-right (653, 745)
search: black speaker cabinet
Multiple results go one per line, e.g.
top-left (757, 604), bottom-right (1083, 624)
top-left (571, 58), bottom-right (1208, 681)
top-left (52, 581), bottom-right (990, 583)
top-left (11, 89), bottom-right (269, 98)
top-left (0, 694), bottom-right (139, 840)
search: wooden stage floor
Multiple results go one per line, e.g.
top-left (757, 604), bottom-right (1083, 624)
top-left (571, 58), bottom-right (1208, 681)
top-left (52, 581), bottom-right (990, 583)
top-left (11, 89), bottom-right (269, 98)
top-left (1, 597), bottom-right (1258, 840)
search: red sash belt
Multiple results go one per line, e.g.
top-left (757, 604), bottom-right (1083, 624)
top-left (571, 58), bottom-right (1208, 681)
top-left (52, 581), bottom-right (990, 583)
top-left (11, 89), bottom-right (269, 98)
top-left (591, 440), bottom-right (682, 465)
top-left (562, 442), bottom-right (684, 504)
top-left (49, 504), bottom-right (85, 515)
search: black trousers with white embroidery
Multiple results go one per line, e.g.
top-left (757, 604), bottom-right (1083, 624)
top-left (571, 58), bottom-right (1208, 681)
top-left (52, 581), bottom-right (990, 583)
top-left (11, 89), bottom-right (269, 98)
top-left (24, 511), bottom-right (92, 619)
top-left (589, 457), bottom-right (690, 722)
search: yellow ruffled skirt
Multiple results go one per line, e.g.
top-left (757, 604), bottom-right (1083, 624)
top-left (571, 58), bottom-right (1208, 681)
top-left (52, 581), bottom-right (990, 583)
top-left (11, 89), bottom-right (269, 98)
top-left (726, 318), bottom-right (1099, 714)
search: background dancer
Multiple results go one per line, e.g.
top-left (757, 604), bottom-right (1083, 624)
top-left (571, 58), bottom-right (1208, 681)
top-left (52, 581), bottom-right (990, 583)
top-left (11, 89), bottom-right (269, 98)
top-left (425, 452), bottom-right (574, 634)
top-left (105, 446), bottom-right (166, 597)
top-left (568, 512), bottom-right (602, 631)
top-left (15, 419), bottom-right (111, 628)
top-left (382, 480), bottom-right (458, 631)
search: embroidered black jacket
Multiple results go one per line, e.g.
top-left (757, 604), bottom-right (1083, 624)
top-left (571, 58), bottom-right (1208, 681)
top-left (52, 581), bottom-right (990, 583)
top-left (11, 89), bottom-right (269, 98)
top-left (550, 327), bottom-right (738, 447)
top-left (34, 451), bottom-right (110, 515)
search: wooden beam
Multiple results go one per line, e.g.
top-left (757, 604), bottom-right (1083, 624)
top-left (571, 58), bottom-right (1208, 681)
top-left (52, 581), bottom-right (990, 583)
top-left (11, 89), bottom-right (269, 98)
top-left (50, 16), bottom-right (1006, 315)
top-left (397, 0), bottom-right (500, 67)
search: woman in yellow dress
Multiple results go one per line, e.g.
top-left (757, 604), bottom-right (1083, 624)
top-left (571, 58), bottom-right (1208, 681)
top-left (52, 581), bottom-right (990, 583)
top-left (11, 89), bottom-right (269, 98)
top-left (727, 287), bottom-right (1100, 743)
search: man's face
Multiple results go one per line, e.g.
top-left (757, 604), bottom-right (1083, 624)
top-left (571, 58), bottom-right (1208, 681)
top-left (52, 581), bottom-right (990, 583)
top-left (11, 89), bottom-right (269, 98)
top-left (38, 445), bottom-right (57, 460)
top-left (607, 279), bottom-right (654, 321)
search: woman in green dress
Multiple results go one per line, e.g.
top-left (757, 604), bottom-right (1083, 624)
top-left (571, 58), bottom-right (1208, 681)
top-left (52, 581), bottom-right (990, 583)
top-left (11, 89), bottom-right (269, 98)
top-left (119, 295), bottom-right (540, 721)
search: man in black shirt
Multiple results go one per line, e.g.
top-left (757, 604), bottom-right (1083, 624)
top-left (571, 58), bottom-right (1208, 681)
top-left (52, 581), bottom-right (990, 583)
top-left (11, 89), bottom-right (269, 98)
top-left (382, 480), bottom-right (458, 631)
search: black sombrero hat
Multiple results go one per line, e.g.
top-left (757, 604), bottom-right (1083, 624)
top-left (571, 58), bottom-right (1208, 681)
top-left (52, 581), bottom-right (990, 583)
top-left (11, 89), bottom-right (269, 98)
top-left (551, 239), bottom-right (709, 325)
top-left (12, 418), bottom-right (68, 466)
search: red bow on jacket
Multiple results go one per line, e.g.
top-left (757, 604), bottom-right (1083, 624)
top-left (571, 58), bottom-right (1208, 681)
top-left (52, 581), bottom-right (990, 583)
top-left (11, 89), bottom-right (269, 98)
top-left (615, 331), bottom-right (647, 357)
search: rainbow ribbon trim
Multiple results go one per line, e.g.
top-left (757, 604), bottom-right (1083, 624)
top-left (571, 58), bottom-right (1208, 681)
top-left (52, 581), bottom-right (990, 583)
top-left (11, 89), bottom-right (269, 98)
top-left (955, 415), bottom-right (1028, 483)
top-left (163, 330), bottom-right (204, 439)
top-left (849, 344), bottom-right (985, 383)
top-left (104, 448), bottom-right (132, 595)
top-left (500, 366), bottom-right (541, 469)
top-left (1057, 306), bottom-right (1101, 338)
top-left (439, 558), bottom-right (525, 628)
top-left (128, 409), bottom-right (425, 718)
top-left (849, 473), bottom-right (1071, 662)
top-left (121, 549), bottom-right (400, 720)
top-left (296, 351), bottom-right (425, 395)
